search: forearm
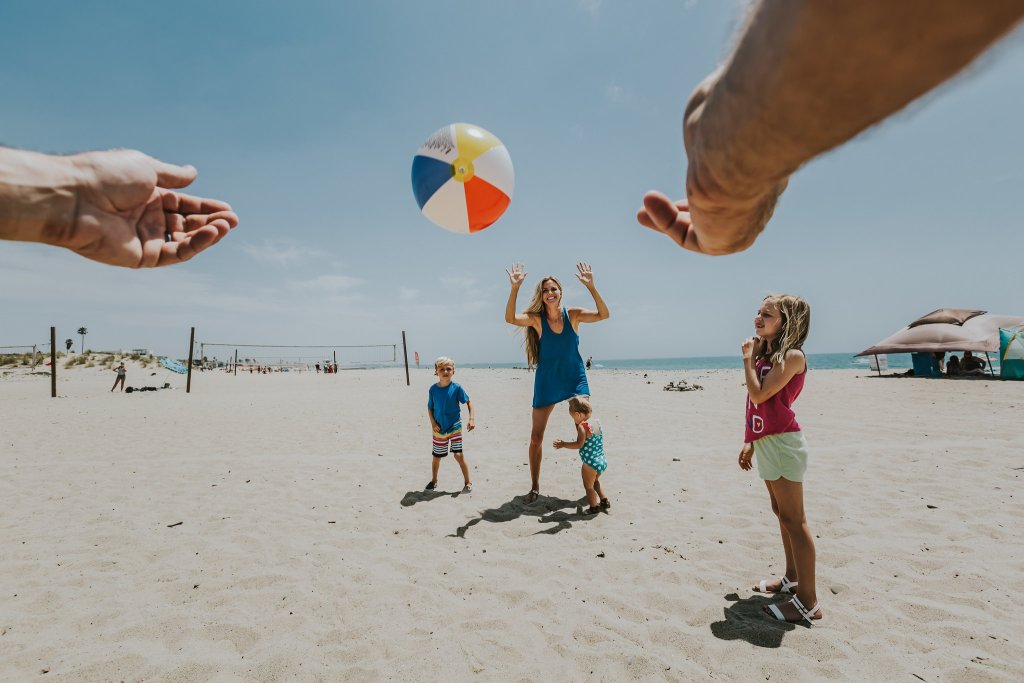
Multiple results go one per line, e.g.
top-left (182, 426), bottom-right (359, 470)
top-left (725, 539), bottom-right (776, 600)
top-left (587, 286), bottom-right (610, 320)
top-left (743, 358), bottom-right (763, 403)
top-left (692, 0), bottom-right (1024, 195)
top-left (0, 149), bottom-right (78, 244)
top-left (504, 286), bottom-right (521, 323)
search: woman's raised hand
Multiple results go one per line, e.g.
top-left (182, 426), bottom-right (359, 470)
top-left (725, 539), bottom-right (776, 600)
top-left (575, 262), bottom-right (595, 288)
top-left (506, 262), bottom-right (528, 288)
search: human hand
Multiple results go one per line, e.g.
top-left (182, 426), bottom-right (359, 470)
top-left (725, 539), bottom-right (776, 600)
top-left (741, 336), bottom-right (759, 360)
top-left (574, 262), bottom-right (595, 289)
top-left (552, 439), bottom-right (564, 449)
top-left (738, 443), bottom-right (754, 471)
top-left (467, 418), bottom-right (475, 432)
top-left (506, 262), bottom-right (527, 288)
top-left (637, 78), bottom-right (787, 256)
top-left (55, 150), bottom-right (237, 267)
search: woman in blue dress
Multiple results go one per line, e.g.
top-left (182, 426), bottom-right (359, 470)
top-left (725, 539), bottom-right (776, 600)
top-left (505, 262), bottom-right (610, 503)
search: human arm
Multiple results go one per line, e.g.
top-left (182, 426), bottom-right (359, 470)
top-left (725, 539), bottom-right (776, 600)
top-left (738, 442), bottom-right (754, 471)
top-left (553, 422), bottom-right (587, 450)
top-left (569, 262), bottom-right (609, 325)
top-left (465, 399), bottom-right (475, 431)
top-left (742, 341), bottom-right (805, 404)
top-left (0, 148), bottom-right (238, 267)
top-left (426, 406), bottom-right (441, 434)
top-left (504, 263), bottom-right (539, 331)
top-left (638, 0), bottom-right (1024, 256)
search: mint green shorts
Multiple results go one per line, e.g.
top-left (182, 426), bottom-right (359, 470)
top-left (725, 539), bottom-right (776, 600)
top-left (754, 431), bottom-right (808, 482)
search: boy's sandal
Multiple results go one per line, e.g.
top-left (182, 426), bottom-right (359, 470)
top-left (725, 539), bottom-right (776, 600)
top-left (425, 481), bottom-right (437, 490)
top-left (584, 505), bottom-right (601, 515)
top-left (765, 595), bottom-right (821, 625)
top-left (525, 490), bottom-right (540, 503)
top-left (599, 498), bottom-right (611, 510)
top-left (753, 576), bottom-right (797, 594)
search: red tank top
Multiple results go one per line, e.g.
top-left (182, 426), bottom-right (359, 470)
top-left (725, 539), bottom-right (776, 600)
top-left (744, 355), bottom-right (805, 442)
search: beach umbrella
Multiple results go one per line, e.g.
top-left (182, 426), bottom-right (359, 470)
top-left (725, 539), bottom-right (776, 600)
top-left (858, 309), bottom-right (1024, 356)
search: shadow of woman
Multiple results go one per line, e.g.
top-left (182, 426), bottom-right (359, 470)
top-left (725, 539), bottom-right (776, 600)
top-left (709, 593), bottom-right (797, 647)
top-left (400, 489), bottom-right (459, 507)
top-left (451, 493), bottom-right (593, 538)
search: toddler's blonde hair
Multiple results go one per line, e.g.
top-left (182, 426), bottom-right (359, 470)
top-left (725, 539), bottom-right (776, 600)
top-left (434, 356), bottom-right (455, 372)
top-left (568, 395), bottom-right (592, 416)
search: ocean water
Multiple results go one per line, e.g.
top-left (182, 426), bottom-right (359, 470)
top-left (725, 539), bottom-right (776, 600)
top-left (463, 352), bottom-right (913, 372)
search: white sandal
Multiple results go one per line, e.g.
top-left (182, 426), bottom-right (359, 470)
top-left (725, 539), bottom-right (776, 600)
top-left (766, 595), bottom-right (821, 625)
top-left (754, 575), bottom-right (797, 594)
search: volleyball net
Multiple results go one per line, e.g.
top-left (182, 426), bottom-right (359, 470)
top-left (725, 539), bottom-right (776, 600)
top-left (0, 344), bottom-right (42, 368)
top-left (196, 342), bottom-right (399, 372)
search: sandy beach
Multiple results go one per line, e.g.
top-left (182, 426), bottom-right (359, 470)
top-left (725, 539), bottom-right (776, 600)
top-left (1, 363), bottom-right (1021, 681)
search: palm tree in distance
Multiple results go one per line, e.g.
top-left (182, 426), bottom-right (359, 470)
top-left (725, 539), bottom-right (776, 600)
top-left (64, 338), bottom-right (73, 353)
top-left (77, 327), bottom-right (87, 354)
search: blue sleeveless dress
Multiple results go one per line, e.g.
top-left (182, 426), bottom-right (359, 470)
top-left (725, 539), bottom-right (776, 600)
top-left (533, 308), bottom-right (589, 408)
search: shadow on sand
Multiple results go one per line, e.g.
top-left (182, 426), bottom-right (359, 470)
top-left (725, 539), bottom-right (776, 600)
top-left (451, 492), bottom-right (598, 537)
top-left (708, 592), bottom-right (799, 647)
top-left (400, 489), bottom-right (466, 507)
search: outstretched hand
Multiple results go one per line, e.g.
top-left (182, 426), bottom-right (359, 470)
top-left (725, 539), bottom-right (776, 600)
top-left (506, 262), bottom-right (528, 288)
top-left (58, 150), bottom-right (237, 268)
top-left (574, 261), bottom-right (595, 288)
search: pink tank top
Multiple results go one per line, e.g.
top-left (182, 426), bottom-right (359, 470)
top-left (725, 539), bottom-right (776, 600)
top-left (744, 355), bottom-right (805, 443)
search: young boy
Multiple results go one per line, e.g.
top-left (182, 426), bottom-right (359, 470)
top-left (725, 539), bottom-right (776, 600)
top-left (427, 357), bottom-right (475, 493)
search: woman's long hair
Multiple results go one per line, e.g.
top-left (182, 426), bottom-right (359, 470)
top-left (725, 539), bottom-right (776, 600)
top-left (523, 276), bottom-right (562, 367)
top-left (758, 294), bottom-right (810, 365)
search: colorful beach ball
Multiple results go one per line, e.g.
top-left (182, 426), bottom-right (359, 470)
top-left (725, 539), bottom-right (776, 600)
top-left (411, 123), bottom-right (514, 234)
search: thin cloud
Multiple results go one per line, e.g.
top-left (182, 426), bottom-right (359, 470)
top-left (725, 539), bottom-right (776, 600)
top-left (289, 274), bottom-right (363, 294)
top-left (604, 82), bottom-right (630, 104)
top-left (242, 240), bottom-right (324, 268)
top-left (578, 0), bottom-right (601, 18)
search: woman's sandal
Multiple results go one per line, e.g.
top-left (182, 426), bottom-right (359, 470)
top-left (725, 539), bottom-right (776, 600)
top-left (583, 505), bottom-right (601, 515)
top-left (765, 595), bottom-right (821, 625)
top-left (753, 575), bottom-right (797, 594)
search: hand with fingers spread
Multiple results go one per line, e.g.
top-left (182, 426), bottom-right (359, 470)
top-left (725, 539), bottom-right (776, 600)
top-left (574, 261), bottom-right (596, 289)
top-left (506, 262), bottom-right (527, 289)
top-left (0, 147), bottom-right (237, 267)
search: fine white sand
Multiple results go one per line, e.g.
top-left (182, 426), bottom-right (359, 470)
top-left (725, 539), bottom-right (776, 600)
top-left (1, 363), bottom-right (1022, 681)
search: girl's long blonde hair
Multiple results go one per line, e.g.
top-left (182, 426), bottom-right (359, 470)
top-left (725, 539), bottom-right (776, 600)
top-left (758, 294), bottom-right (810, 365)
top-left (523, 276), bottom-right (563, 367)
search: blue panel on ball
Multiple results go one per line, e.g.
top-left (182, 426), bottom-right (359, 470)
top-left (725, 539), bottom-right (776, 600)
top-left (411, 155), bottom-right (454, 209)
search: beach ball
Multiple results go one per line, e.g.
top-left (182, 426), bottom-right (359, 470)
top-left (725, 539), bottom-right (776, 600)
top-left (411, 123), bottom-right (514, 233)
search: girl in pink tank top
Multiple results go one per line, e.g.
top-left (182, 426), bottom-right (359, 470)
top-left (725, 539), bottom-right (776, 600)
top-left (737, 294), bottom-right (823, 625)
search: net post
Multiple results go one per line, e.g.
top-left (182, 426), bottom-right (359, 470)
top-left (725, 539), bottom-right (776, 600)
top-left (186, 327), bottom-right (195, 393)
top-left (333, 350), bottom-right (337, 374)
top-left (50, 327), bottom-right (56, 397)
top-left (234, 349), bottom-right (238, 376)
top-left (402, 331), bottom-right (410, 386)
top-left (32, 344), bottom-right (37, 370)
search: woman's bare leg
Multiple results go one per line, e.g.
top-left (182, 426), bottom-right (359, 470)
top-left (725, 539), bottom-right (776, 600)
top-left (528, 405), bottom-right (556, 500)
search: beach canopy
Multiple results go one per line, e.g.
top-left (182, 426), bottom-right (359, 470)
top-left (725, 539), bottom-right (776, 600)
top-left (857, 309), bottom-right (1024, 356)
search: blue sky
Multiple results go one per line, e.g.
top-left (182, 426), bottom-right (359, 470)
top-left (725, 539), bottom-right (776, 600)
top-left (2, 1), bottom-right (1022, 363)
